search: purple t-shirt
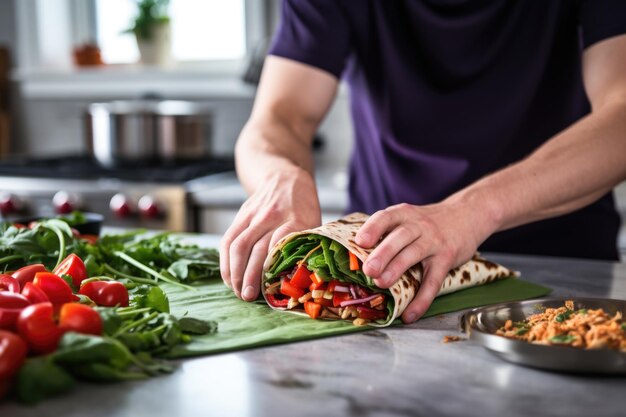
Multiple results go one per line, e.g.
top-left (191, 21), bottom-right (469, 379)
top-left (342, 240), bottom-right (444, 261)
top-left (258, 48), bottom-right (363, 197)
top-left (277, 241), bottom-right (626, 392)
top-left (269, 0), bottom-right (626, 260)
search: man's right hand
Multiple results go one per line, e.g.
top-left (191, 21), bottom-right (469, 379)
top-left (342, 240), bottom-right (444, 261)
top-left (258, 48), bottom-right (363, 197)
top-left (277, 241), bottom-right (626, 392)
top-left (220, 167), bottom-right (321, 301)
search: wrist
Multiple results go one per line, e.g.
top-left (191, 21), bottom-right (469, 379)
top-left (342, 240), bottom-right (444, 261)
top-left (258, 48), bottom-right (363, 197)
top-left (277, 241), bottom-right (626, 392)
top-left (445, 185), bottom-right (506, 247)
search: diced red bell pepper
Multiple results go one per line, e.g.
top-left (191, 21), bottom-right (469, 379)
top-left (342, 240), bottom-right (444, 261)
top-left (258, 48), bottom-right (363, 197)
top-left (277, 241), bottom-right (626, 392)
top-left (289, 264), bottom-right (312, 289)
top-left (357, 306), bottom-right (387, 321)
top-left (327, 280), bottom-right (341, 293)
top-left (304, 301), bottom-right (321, 320)
top-left (314, 297), bottom-right (333, 307)
top-left (349, 252), bottom-right (360, 271)
top-left (266, 294), bottom-right (289, 308)
top-left (280, 279), bottom-right (305, 299)
top-left (309, 273), bottom-right (326, 291)
top-left (333, 291), bottom-right (352, 307)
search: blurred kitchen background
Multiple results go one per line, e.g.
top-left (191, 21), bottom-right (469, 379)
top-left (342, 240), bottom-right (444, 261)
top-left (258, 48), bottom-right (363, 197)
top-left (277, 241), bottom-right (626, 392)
top-left (0, 0), bottom-right (624, 258)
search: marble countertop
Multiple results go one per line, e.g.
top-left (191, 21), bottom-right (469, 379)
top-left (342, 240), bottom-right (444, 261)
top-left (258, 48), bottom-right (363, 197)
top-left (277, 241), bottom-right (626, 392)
top-left (4, 234), bottom-right (626, 417)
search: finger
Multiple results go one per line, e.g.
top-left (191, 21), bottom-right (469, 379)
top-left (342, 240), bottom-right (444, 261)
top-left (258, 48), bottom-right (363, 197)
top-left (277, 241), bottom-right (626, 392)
top-left (373, 239), bottom-right (429, 288)
top-left (401, 257), bottom-right (452, 323)
top-left (269, 222), bottom-right (300, 249)
top-left (363, 225), bottom-right (418, 278)
top-left (355, 207), bottom-right (403, 248)
top-left (241, 232), bottom-right (273, 301)
top-left (229, 225), bottom-right (273, 298)
top-left (219, 215), bottom-right (251, 289)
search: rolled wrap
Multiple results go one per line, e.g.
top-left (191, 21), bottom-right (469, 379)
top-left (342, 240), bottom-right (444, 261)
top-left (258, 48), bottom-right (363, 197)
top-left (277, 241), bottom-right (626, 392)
top-left (262, 213), bottom-right (519, 327)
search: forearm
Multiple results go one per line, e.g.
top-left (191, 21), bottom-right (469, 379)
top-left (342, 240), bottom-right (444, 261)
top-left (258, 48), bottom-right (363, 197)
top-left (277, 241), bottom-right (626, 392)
top-left (450, 101), bottom-right (626, 235)
top-left (235, 115), bottom-right (316, 195)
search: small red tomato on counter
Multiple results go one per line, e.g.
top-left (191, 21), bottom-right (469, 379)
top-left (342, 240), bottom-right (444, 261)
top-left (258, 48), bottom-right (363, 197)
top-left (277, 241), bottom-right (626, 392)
top-left (32, 272), bottom-right (74, 306)
top-left (21, 282), bottom-right (50, 305)
top-left (0, 330), bottom-right (28, 398)
top-left (0, 292), bottom-right (31, 330)
top-left (59, 303), bottom-right (102, 336)
top-left (0, 275), bottom-right (20, 293)
top-left (11, 264), bottom-right (47, 290)
top-left (79, 281), bottom-right (129, 307)
top-left (53, 254), bottom-right (87, 288)
top-left (17, 302), bottom-right (64, 355)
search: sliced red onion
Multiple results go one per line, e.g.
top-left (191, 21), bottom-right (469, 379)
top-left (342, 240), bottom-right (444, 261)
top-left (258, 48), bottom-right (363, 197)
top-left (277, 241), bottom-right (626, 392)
top-left (340, 294), bottom-right (379, 307)
top-left (349, 285), bottom-right (358, 299)
top-left (334, 285), bottom-right (350, 293)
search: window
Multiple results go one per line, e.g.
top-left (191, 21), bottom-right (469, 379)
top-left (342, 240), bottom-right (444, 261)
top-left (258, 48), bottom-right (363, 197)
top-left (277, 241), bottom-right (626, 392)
top-left (95, 0), bottom-right (247, 64)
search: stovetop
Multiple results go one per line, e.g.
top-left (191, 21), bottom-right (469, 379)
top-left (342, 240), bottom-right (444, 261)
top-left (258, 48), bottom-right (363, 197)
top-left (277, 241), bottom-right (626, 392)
top-left (0, 155), bottom-right (235, 183)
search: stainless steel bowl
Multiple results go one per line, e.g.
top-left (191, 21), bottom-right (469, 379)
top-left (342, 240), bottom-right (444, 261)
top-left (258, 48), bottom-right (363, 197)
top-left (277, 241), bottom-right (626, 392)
top-left (85, 100), bottom-right (214, 168)
top-left (461, 297), bottom-right (626, 374)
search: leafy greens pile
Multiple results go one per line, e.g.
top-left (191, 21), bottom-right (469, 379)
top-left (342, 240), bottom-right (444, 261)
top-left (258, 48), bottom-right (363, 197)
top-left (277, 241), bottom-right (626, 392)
top-left (0, 220), bottom-right (222, 404)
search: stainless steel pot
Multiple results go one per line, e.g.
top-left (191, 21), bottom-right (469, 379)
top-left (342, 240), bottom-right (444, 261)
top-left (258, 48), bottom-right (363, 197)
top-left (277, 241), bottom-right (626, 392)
top-left (85, 100), bottom-right (213, 168)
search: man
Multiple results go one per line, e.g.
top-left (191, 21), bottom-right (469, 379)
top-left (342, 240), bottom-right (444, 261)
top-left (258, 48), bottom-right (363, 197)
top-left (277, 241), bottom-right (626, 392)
top-left (221, 0), bottom-right (626, 323)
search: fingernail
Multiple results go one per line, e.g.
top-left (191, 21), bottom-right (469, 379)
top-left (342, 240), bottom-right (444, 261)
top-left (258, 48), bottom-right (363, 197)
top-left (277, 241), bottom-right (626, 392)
top-left (381, 271), bottom-right (392, 284)
top-left (367, 258), bottom-right (381, 273)
top-left (243, 286), bottom-right (256, 300)
top-left (405, 313), bottom-right (417, 323)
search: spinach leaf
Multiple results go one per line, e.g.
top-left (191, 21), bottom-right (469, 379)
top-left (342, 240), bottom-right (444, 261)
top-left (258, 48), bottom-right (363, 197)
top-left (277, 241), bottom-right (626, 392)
top-left (16, 357), bottom-right (75, 404)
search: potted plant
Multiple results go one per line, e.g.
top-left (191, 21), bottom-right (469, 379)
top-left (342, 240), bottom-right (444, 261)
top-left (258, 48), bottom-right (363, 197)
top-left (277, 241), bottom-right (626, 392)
top-left (126, 0), bottom-right (172, 66)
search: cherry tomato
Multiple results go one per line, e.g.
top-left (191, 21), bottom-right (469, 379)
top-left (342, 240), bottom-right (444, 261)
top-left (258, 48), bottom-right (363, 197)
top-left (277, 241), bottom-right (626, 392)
top-left (33, 272), bottom-right (74, 306)
top-left (52, 254), bottom-right (87, 288)
top-left (0, 292), bottom-right (31, 330)
top-left (17, 302), bottom-right (64, 354)
top-left (21, 282), bottom-right (50, 305)
top-left (11, 264), bottom-right (47, 289)
top-left (79, 234), bottom-right (99, 245)
top-left (12, 223), bottom-right (27, 229)
top-left (59, 303), bottom-right (102, 336)
top-left (0, 274), bottom-right (20, 293)
top-left (79, 281), bottom-right (128, 307)
top-left (0, 330), bottom-right (28, 381)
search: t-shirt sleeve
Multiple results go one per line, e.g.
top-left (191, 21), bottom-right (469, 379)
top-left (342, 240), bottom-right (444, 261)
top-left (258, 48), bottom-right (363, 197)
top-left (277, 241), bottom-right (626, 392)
top-left (578, 0), bottom-right (626, 48)
top-left (268, 0), bottom-right (351, 78)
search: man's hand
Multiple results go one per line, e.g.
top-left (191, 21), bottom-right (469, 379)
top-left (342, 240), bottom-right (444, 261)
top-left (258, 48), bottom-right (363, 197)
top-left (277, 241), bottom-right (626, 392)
top-left (356, 200), bottom-right (495, 323)
top-left (220, 168), bottom-right (321, 301)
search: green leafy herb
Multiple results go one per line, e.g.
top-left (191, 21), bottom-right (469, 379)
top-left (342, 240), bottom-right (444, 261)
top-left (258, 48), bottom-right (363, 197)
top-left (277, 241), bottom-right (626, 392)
top-left (555, 310), bottom-right (573, 323)
top-left (549, 334), bottom-right (577, 344)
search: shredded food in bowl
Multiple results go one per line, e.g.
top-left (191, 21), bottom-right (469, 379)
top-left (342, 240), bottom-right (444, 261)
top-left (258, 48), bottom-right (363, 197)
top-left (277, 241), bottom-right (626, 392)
top-left (496, 300), bottom-right (626, 352)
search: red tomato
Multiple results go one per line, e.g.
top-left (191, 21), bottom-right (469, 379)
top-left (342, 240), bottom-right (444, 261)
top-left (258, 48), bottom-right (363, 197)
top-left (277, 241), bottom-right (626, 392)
top-left (304, 301), bottom-right (321, 319)
top-left (0, 274), bottom-right (20, 293)
top-left (12, 223), bottom-right (27, 229)
top-left (21, 282), bottom-right (50, 305)
top-left (33, 272), bottom-right (74, 306)
top-left (79, 281), bottom-right (129, 307)
top-left (279, 279), bottom-right (305, 299)
top-left (289, 265), bottom-right (312, 289)
top-left (17, 302), bottom-right (64, 354)
top-left (53, 254), bottom-right (87, 288)
top-left (59, 303), bottom-right (102, 336)
top-left (11, 264), bottom-right (47, 289)
top-left (0, 292), bottom-right (31, 330)
top-left (0, 330), bottom-right (28, 380)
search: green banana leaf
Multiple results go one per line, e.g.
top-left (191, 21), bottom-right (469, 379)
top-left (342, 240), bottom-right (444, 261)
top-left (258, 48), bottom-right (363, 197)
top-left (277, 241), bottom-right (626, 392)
top-left (162, 277), bottom-right (551, 359)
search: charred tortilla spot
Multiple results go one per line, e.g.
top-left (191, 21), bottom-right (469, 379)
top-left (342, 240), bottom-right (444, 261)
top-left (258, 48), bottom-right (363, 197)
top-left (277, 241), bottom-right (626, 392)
top-left (461, 271), bottom-right (471, 284)
top-left (475, 264), bottom-right (479, 272)
top-left (449, 269), bottom-right (456, 277)
top-left (402, 280), bottom-right (409, 289)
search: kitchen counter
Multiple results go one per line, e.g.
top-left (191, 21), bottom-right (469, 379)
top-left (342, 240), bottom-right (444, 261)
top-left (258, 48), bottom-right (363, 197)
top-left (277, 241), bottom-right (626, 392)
top-left (3, 235), bottom-right (626, 417)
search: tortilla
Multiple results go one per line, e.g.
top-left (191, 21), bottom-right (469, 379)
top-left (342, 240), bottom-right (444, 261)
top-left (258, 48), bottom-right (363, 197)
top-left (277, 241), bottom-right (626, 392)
top-left (262, 212), bottom-right (518, 327)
